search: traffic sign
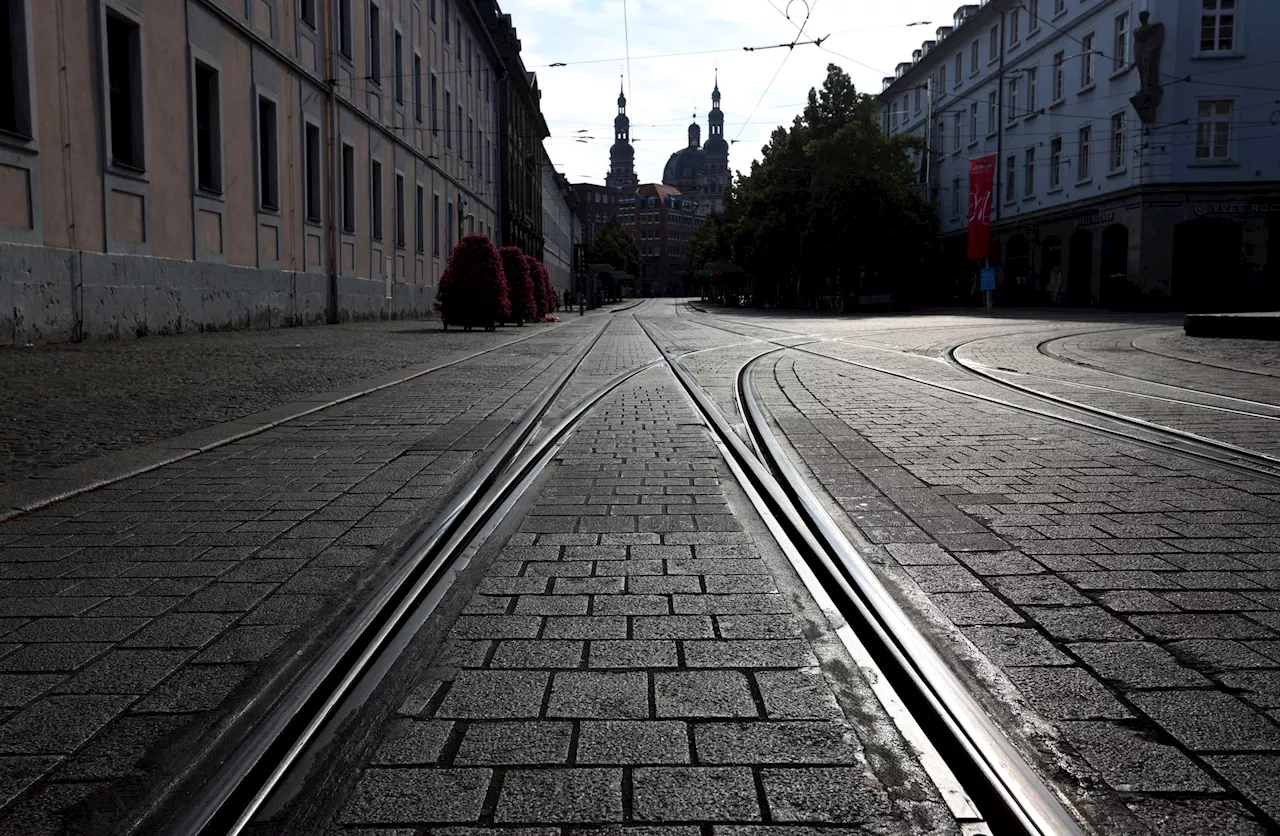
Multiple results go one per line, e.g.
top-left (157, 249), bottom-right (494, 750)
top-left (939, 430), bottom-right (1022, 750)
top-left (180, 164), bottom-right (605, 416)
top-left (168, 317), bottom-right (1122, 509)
top-left (980, 267), bottom-right (996, 291)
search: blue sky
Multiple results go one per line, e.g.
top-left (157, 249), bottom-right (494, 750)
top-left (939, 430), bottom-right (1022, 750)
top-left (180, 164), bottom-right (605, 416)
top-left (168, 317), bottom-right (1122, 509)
top-left (501, 0), bottom-right (958, 185)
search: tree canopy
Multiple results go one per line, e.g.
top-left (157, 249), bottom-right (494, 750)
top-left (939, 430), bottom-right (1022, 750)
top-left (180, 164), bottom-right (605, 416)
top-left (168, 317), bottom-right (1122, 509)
top-left (687, 64), bottom-right (936, 306)
top-left (587, 216), bottom-right (642, 278)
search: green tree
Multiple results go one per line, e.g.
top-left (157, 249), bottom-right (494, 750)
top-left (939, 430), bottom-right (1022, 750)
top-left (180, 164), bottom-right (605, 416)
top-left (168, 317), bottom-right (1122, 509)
top-left (587, 216), bottom-right (642, 278)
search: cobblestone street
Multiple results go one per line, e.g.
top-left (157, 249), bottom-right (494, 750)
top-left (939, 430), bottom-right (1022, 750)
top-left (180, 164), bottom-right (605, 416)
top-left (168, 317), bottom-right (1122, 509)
top-left (0, 300), bottom-right (1278, 835)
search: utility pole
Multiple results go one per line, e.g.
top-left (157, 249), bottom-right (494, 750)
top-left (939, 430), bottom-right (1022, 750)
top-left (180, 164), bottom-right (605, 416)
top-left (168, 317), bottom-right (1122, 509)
top-left (924, 74), bottom-right (934, 206)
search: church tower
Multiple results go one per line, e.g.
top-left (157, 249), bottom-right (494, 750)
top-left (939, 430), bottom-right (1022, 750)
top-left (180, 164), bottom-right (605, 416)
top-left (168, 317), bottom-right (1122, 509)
top-left (606, 81), bottom-right (639, 191)
top-left (701, 74), bottom-right (729, 213)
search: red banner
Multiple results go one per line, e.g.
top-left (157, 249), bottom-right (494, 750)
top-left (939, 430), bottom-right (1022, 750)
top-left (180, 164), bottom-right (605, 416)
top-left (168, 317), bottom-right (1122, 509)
top-left (967, 155), bottom-right (996, 260)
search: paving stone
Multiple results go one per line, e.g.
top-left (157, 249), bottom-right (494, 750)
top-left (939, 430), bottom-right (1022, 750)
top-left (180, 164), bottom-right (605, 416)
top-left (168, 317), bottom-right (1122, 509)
top-left (120, 612), bottom-right (239, 649)
top-left (576, 720), bottom-right (690, 765)
top-left (551, 577), bottom-right (626, 595)
top-left (589, 641), bottom-right (677, 669)
top-left (1069, 642), bottom-right (1210, 689)
top-left (627, 576), bottom-right (701, 595)
top-left (50, 648), bottom-right (191, 694)
top-left (754, 670), bottom-right (843, 720)
top-left (1204, 754), bottom-right (1280, 823)
top-left (133, 664), bottom-right (249, 713)
top-left (434, 671), bottom-right (549, 720)
top-left (491, 640), bottom-right (584, 669)
top-left (683, 640), bottom-right (817, 669)
top-left (694, 721), bottom-right (861, 764)
top-left (632, 766), bottom-right (760, 822)
top-left (546, 671), bottom-right (648, 719)
top-left (1125, 796), bottom-right (1271, 836)
top-left (963, 626), bottom-right (1073, 666)
top-left (0, 694), bottom-right (134, 754)
top-left (1058, 721), bottom-right (1220, 792)
top-left (632, 616), bottom-right (715, 640)
top-left (54, 713), bottom-right (188, 780)
top-left (1003, 666), bottom-right (1132, 720)
top-left (673, 594), bottom-right (790, 615)
top-left (760, 767), bottom-right (890, 823)
top-left (714, 615), bottom-right (805, 640)
top-left (0, 755), bottom-right (62, 808)
top-left (454, 721), bottom-right (572, 765)
top-left (370, 720), bottom-right (453, 765)
top-left (496, 768), bottom-right (622, 823)
top-left (449, 616), bottom-right (542, 640)
top-left (341, 768), bottom-right (491, 824)
top-left (1025, 607), bottom-right (1143, 641)
top-left (1166, 639), bottom-right (1277, 672)
top-left (1127, 613), bottom-right (1277, 640)
top-left (0, 675), bottom-right (64, 709)
top-left (1127, 690), bottom-right (1280, 751)
top-left (930, 592), bottom-right (1023, 625)
top-left (591, 595), bottom-right (670, 616)
top-left (541, 617), bottom-right (628, 640)
top-left (654, 671), bottom-right (757, 718)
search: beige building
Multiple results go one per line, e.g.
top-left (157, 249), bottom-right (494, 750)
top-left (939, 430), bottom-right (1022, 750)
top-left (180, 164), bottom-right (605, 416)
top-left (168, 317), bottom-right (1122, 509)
top-left (1, 0), bottom-right (502, 343)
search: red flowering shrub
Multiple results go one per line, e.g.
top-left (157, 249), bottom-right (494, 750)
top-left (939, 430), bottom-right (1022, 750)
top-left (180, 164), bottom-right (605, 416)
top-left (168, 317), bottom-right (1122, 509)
top-left (523, 255), bottom-right (549, 321)
top-left (500, 247), bottom-right (537, 325)
top-left (438, 234), bottom-right (509, 330)
top-left (535, 260), bottom-right (557, 316)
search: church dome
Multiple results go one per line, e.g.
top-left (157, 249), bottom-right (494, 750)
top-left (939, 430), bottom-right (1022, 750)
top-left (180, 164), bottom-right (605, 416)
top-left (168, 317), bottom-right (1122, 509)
top-left (663, 145), bottom-right (705, 183)
top-left (702, 135), bottom-right (728, 155)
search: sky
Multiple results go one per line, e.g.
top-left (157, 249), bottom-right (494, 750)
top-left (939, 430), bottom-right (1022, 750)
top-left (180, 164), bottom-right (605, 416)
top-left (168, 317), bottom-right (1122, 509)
top-left (500, 0), bottom-right (961, 185)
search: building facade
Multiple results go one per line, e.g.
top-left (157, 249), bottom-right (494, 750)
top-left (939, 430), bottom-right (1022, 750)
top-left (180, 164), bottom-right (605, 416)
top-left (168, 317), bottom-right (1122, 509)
top-left (570, 182), bottom-right (620, 253)
top-left (661, 79), bottom-right (729, 215)
top-left (879, 0), bottom-right (1280, 310)
top-left (1, 0), bottom-right (510, 343)
top-left (477, 1), bottom-right (548, 260)
top-left (617, 183), bottom-right (701, 295)
top-left (542, 160), bottom-right (577, 301)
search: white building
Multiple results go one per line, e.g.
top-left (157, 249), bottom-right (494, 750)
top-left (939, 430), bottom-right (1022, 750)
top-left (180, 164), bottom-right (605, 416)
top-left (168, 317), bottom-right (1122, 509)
top-left (879, 0), bottom-right (1279, 310)
top-left (541, 157), bottom-right (578, 303)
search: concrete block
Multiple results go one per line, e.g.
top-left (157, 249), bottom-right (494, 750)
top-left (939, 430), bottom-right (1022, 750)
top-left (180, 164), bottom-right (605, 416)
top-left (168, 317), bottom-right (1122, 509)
top-left (0, 243), bottom-right (78, 344)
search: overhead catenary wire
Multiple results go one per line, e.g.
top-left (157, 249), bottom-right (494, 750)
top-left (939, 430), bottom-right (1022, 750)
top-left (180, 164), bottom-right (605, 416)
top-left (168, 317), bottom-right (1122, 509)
top-left (733, 0), bottom-right (821, 144)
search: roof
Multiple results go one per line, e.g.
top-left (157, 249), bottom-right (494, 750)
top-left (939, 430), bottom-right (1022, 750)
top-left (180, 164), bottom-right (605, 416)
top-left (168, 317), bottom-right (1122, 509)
top-left (635, 183), bottom-right (682, 198)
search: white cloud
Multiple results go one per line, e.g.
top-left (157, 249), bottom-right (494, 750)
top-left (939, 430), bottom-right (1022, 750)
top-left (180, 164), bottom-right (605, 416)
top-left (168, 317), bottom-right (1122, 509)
top-left (503, 0), bottom-right (957, 184)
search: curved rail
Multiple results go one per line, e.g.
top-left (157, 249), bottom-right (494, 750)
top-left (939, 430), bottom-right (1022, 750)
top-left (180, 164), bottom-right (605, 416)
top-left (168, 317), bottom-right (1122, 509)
top-left (160, 321), bottom-right (659, 836)
top-left (634, 315), bottom-right (1086, 836)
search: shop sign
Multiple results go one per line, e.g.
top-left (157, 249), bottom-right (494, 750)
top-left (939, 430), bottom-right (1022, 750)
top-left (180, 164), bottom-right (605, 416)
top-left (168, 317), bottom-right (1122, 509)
top-left (1076, 211), bottom-right (1115, 228)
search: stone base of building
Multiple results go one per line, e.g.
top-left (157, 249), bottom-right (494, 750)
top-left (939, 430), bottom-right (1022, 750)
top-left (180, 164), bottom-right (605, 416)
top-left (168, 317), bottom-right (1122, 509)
top-left (931, 184), bottom-right (1280, 312)
top-left (0, 243), bottom-right (436, 345)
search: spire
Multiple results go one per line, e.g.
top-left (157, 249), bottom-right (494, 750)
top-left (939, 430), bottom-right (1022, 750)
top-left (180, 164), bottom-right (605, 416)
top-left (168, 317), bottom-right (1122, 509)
top-left (712, 68), bottom-right (721, 106)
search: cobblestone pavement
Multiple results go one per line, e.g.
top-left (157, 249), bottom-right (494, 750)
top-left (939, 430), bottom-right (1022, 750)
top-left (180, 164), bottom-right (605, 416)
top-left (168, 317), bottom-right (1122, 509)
top-left (678, 302), bottom-right (1280, 834)
top-left (0, 317), bottom-right (604, 833)
top-left (0, 317), bottom-right (575, 486)
top-left (323, 367), bottom-right (957, 835)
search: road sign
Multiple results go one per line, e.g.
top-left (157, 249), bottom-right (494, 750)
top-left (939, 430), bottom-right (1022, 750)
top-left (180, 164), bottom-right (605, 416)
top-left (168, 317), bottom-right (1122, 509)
top-left (980, 267), bottom-right (996, 291)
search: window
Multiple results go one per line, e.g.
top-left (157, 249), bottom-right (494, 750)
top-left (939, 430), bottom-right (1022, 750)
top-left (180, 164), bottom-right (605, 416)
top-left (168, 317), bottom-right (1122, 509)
top-left (1114, 12), bottom-right (1129, 70)
top-left (1007, 75), bottom-right (1020, 122)
top-left (989, 25), bottom-right (998, 61)
top-left (1, 0), bottom-right (32, 138)
top-left (430, 0), bottom-right (436, 23)
top-left (987, 90), bottom-right (997, 135)
top-left (1005, 154), bottom-right (1016, 202)
top-left (1024, 147), bottom-right (1035, 196)
top-left (413, 54), bottom-right (422, 121)
top-left (395, 173), bottom-right (405, 248)
top-left (1028, 0), bottom-right (1039, 31)
top-left (432, 193), bottom-right (440, 255)
top-left (935, 121), bottom-right (945, 155)
top-left (257, 96), bottom-right (279, 210)
top-left (478, 129), bottom-right (484, 178)
top-left (969, 103), bottom-right (978, 142)
top-left (300, 0), bottom-right (316, 28)
top-left (193, 63), bottom-right (221, 193)
top-left (1078, 124), bottom-right (1092, 180)
top-left (444, 91), bottom-right (452, 147)
top-left (467, 37), bottom-right (472, 75)
top-left (305, 122), bottom-right (321, 222)
top-left (1054, 0), bottom-right (1065, 15)
top-left (1009, 9), bottom-right (1020, 45)
top-left (939, 65), bottom-right (947, 95)
top-left (1052, 51), bottom-right (1065, 101)
top-left (106, 12), bottom-right (145, 170)
top-left (443, 0), bottom-right (450, 42)
top-left (1081, 34), bottom-right (1095, 87)
top-left (430, 74), bottom-right (438, 133)
top-left (1050, 137), bottom-right (1062, 188)
top-left (953, 111), bottom-right (962, 151)
top-left (1110, 112), bottom-right (1125, 171)
top-left (456, 104), bottom-right (462, 155)
top-left (485, 139), bottom-right (491, 183)
top-left (468, 116), bottom-right (473, 164)
top-left (952, 178), bottom-right (961, 218)
top-left (415, 184), bottom-right (424, 253)
top-left (339, 0), bottom-right (352, 58)
top-left (1196, 100), bottom-right (1232, 159)
top-left (393, 30), bottom-right (403, 103)
top-left (914, 87), bottom-right (921, 114)
top-left (454, 18), bottom-right (460, 60)
top-left (370, 160), bottom-right (383, 239)
top-left (446, 200), bottom-right (453, 250)
top-left (954, 53), bottom-right (963, 86)
top-left (1026, 67), bottom-right (1037, 113)
top-left (1200, 0), bottom-right (1236, 52)
top-left (341, 143), bottom-right (355, 232)
top-left (368, 3), bottom-right (381, 85)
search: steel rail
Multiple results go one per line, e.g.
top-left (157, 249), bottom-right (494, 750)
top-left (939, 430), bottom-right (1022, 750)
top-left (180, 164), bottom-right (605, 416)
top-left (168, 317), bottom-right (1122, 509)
top-left (163, 320), bottom-right (626, 836)
top-left (947, 342), bottom-right (1280, 473)
top-left (675, 303), bottom-right (1280, 482)
top-left (1036, 333), bottom-right (1280, 412)
top-left (634, 316), bottom-right (1086, 836)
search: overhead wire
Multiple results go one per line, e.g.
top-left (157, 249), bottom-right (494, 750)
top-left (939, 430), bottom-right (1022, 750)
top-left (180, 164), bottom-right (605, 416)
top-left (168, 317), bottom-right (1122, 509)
top-left (733, 0), bottom-right (820, 144)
